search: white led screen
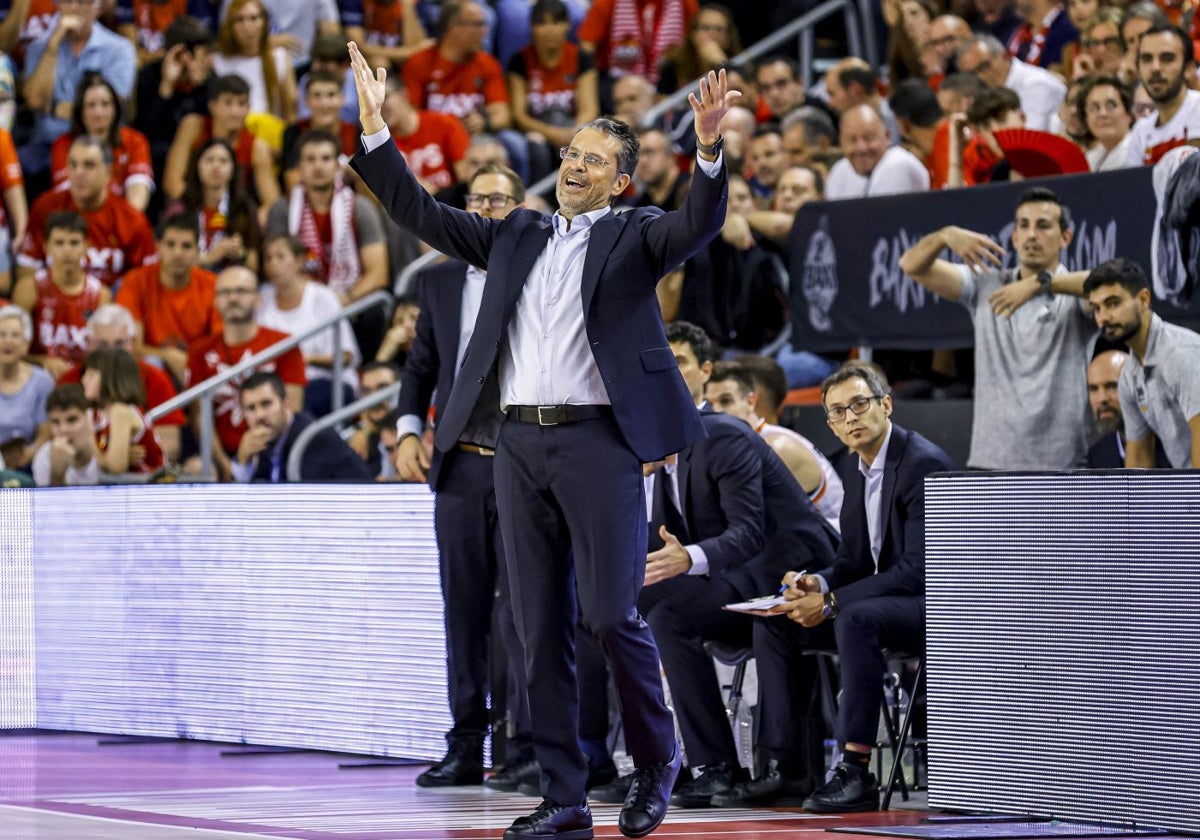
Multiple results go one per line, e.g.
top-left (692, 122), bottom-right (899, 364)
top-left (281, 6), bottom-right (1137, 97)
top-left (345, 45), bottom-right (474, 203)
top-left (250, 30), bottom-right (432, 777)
top-left (0, 489), bottom-right (35, 730)
top-left (2, 484), bottom-right (453, 761)
top-left (925, 472), bottom-right (1200, 833)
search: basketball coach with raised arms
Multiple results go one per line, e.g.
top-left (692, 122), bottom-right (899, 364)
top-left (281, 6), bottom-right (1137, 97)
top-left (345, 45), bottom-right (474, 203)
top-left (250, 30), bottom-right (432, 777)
top-left (347, 41), bottom-right (740, 840)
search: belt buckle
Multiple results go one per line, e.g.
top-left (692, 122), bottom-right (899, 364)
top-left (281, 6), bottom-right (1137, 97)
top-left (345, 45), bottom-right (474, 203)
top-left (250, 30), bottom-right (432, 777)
top-left (536, 405), bottom-right (558, 426)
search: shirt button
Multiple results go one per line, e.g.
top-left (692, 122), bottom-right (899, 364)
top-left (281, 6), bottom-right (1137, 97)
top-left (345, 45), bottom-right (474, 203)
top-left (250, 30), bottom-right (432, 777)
top-left (477, 377), bottom-right (485, 383)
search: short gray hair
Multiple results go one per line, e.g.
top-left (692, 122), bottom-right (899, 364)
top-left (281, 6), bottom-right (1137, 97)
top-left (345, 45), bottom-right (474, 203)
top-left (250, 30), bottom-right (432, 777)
top-left (87, 303), bottom-right (137, 337)
top-left (0, 304), bottom-right (33, 341)
top-left (780, 105), bottom-right (837, 146)
top-left (576, 117), bottom-right (640, 176)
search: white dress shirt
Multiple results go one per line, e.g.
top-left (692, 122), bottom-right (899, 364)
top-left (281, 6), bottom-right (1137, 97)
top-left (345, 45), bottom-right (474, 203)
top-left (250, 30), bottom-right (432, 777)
top-left (644, 464), bottom-right (710, 576)
top-left (1004, 57), bottom-right (1066, 132)
top-left (859, 422), bottom-right (893, 570)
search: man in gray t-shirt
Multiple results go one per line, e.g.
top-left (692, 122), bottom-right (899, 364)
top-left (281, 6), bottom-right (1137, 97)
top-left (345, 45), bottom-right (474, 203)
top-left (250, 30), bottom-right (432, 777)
top-left (898, 187), bottom-right (1095, 469)
top-left (1085, 258), bottom-right (1200, 468)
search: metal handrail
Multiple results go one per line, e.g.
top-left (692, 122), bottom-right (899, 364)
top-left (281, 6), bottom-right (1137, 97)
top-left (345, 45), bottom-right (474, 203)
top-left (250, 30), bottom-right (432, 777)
top-left (287, 381), bottom-right (402, 481)
top-left (146, 290), bottom-right (392, 481)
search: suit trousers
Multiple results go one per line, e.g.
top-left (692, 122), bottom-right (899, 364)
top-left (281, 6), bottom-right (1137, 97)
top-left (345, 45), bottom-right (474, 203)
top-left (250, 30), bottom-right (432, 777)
top-left (493, 414), bottom-right (676, 805)
top-left (434, 449), bottom-right (529, 752)
top-left (638, 575), bottom-right (752, 768)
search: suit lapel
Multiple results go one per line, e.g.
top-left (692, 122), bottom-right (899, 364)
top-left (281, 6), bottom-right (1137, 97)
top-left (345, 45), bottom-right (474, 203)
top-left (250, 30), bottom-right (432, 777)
top-left (674, 449), bottom-right (692, 532)
top-left (580, 212), bottom-right (626, 314)
top-left (877, 425), bottom-right (906, 565)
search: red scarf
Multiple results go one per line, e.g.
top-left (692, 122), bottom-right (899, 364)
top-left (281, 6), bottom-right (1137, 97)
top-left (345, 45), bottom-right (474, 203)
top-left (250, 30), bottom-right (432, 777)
top-left (1007, 3), bottom-right (1062, 66)
top-left (607, 0), bottom-right (686, 84)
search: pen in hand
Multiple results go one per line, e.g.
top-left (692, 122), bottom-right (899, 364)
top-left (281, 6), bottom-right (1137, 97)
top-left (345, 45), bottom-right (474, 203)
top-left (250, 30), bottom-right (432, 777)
top-left (780, 570), bottom-right (808, 595)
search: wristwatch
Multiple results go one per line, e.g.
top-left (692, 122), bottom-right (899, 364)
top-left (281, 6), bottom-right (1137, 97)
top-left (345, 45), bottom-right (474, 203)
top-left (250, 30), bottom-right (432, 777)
top-left (1038, 270), bottom-right (1054, 297)
top-left (696, 135), bottom-right (724, 157)
top-left (822, 592), bottom-right (840, 620)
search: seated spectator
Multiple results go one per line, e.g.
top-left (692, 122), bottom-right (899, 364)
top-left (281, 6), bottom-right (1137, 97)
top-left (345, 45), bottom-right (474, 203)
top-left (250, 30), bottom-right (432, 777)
top-left (1131, 78), bottom-right (1156, 120)
top-left (25, 211), bottom-right (111, 380)
top-left (374, 293), bottom-right (419, 364)
top-left (656, 3), bottom-right (741, 95)
top-left (507, 0), bottom-right (599, 182)
top-left (163, 74), bottom-right (280, 211)
top-left (755, 55), bottom-right (834, 124)
top-left (231, 369), bottom-right (371, 482)
top-left (705, 361), bottom-right (844, 531)
top-left (1124, 23), bottom-right (1200, 166)
top-left (402, 1), bottom-right (526, 179)
top-left (578, 0), bottom-right (698, 88)
top-left (955, 34), bottom-right (1066, 129)
top-left (826, 104), bottom-right (930, 200)
top-left (0, 0), bottom-right (59, 61)
top-left (0, 304), bottom-right (54, 470)
top-left (1054, 76), bottom-right (1093, 147)
top-left (731, 164), bottom-right (822, 245)
top-left (175, 137), bottom-right (262, 273)
top-left (1084, 257), bottom-right (1200, 468)
top-left (924, 14), bottom-right (973, 79)
top-left (825, 57), bottom-right (902, 143)
top-left (716, 104), bottom-right (755, 174)
top-left (381, 74), bottom-right (471, 191)
top-left (231, 0), bottom-right (340, 66)
top-left (1085, 348), bottom-right (1169, 468)
top-left (265, 129), bottom-right (390, 359)
top-left (212, 0), bottom-right (297, 121)
top-left (1119, 2), bottom-right (1170, 83)
top-left (346, 359), bottom-right (399, 475)
top-left (746, 124), bottom-right (786, 208)
top-left (610, 72), bottom-right (655, 126)
top-left (282, 69), bottom-right (359, 190)
top-left (50, 71), bottom-right (155, 212)
top-left (1080, 73), bottom-right (1135, 170)
top-left (17, 135), bottom-right (157, 290)
top-left (492, 0), bottom-right (586, 70)
top-left (1009, 0), bottom-right (1079, 76)
top-left (970, 0), bottom-right (1024, 45)
top-left (32, 382), bottom-right (100, 486)
top-left (375, 405), bottom-right (400, 480)
top-left (889, 78), bottom-right (945, 181)
top-left (1060, 0), bottom-right (1099, 77)
top-left (432, 131), bottom-right (508, 208)
top-left (81, 346), bottom-right (167, 474)
top-left (20, 0), bottom-right (137, 178)
top-left (116, 212), bottom-right (221, 384)
top-left (114, 0), bottom-right (197, 66)
top-left (131, 15), bottom-right (213, 181)
top-left (950, 85), bottom-right (1026, 186)
top-left (295, 32), bottom-right (360, 125)
top-left (0, 123), bottom-right (26, 301)
top-left (59, 302), bottom-right (186, 462)
top-left (186, 265), bottom-right (306, 481)
top-left (343, 0), bottom-right (433, 70)
top-left (1075, 8), bottom-right (1127, 80)
top-left (779, 106), bottom-right (837, 170)
top-left (732, 351), bottom-right (798, 424)
top-left (257, 234), bottom-right (360, 416)
top-left (882, 0), bottom-right (936, 83)
top-left (630, 126), bottom-right (690, 210)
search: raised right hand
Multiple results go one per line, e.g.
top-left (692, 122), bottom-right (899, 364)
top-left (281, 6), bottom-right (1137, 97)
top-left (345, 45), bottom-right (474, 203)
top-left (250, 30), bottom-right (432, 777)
top-left (348, 41), bottom-right (387, 135)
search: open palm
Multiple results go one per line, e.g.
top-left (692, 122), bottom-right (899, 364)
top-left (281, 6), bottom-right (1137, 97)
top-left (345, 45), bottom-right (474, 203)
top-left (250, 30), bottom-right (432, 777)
top-left (348, 41), bottom-right (387, 133)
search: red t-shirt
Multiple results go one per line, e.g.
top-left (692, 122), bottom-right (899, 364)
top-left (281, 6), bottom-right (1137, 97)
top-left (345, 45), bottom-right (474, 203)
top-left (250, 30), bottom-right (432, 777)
top-left (130, 0), bottom-right (187, 54)
top-left (19, 191), bottom-right (157, 288)
top-left (30, 269), bottom-right (105, 363)
top-left (0, 129), bottom-right (21, 229)
top-left (50, 126), bottom-right (155, 197)
top-left (186, 327), bottom-right (308, 455)
top-left (508, 43), bottom-right (592, 125)
top-left (292, 117), bottom-right (359, 158)
top-left (60, 360), bottom-right (187, 427)
top-left (362, 0), bottom-right (413, 47)
top-left (194, 118), bottom-right (258, 182)
top-left (94, 404), bottom-right (166, 473)
top-left (402, 45), bottom-right (509, 118)
top-left (115, 263), bottom-right (222, 350)
top-left (392, 110), bottom-right (470, 189)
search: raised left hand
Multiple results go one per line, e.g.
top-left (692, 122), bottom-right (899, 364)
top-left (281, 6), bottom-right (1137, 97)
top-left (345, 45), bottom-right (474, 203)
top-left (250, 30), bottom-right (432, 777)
top-left (988, 276), bottom-right (1040, 318)
top-left (644, 526), bottom-right (692, 586)
top-left (689, 68), bottom-right (741, 147)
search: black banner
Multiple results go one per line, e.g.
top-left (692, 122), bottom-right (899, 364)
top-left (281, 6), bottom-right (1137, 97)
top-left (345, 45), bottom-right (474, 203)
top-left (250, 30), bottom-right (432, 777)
top-left (787, 167), bottom-right (1199, 352)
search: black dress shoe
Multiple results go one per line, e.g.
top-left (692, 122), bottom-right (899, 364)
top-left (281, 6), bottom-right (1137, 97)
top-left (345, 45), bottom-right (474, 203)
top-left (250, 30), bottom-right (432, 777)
top-left (587, 772), bottom-right (634, 804)
top-left (669, 762), bottom-right (744, 808)
top-left (802, 761), bottom-right (879, 814)
top-left (618, 746), bottom-right (681, 838)
top-left (486, 756), bottom-right (541, 792)
top-left (709, 761), bottom-right (812, 807)
top-left (503, 797), bottom-right (594, 840)
top-left (415, 745), bottom-right (484, 787)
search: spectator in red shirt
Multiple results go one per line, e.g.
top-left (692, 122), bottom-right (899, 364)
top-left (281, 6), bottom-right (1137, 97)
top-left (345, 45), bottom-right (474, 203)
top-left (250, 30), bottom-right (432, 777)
top-left (24, 211), bottom-right (111, 381)
top-left (50, 71), bottom-right (155, 212)
top-left (344, 0), bottom-right (433, 70)
top-left (186, 265), bottom-right (306, 481)
top-left (381, 74), bottom-right (471, 190)
top-left (17, 135), bottom-right (157, 291)
top-left (116, 0), bottom-right (195, 65)
top-left (0, 126), bottom-right (27, 303)
top-left (578, 0), bottom-right (698, 86)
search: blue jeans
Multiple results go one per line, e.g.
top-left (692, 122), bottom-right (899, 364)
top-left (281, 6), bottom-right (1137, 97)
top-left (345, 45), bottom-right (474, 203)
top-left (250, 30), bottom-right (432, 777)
top-left (775, 344), bottom-right (838, 389)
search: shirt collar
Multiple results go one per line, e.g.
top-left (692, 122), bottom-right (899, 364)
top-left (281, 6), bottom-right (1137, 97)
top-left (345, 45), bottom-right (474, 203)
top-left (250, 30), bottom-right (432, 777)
top-left (858, 421), bottom-right (894, 479)
top-left (1142, 312), bottom-right (1164, 365)
top-left (552, 205), bottom-right (612, 237)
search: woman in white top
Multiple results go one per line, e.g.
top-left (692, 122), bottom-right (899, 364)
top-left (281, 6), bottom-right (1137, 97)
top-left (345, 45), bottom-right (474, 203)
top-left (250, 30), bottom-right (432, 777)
top-left (257, 234), bottom-right (361, 417)
top-left (213, 0), bottom-right (297, 121)
top-left (1080, 74), bottom-right (1134, 172)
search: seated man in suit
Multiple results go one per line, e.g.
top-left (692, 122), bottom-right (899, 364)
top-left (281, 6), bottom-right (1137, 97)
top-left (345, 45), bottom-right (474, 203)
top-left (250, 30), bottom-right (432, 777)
top-left (637, 321), bottom-right (839, 808)
top-left (714, 363), bottom-right (955, 812)
top-left (232, 371), bottom-right (374, 483)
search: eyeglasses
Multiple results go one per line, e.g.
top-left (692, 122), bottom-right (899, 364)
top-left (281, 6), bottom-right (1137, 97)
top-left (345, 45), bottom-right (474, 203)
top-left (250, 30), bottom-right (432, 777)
top-left (1086, 99), bottom-right (1125, 114)
top-left (825, 395), bottom-right (882, 422)
top-left (1132, 102), bottom-right (1156, 118)
top-left (559, 147), bottom-right (611, 170)
top-left (1082, 36), bottom-right (1122, 50)
top-left (465, 192), bottom-right (517, 209)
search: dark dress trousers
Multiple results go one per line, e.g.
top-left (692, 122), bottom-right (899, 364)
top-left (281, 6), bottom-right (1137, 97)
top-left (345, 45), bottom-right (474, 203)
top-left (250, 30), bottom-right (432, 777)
top-left (639, 411), bottom-right (838, 769)
top-left (399, 260), bottom-right (530, 756)
top-left (754, 423), bottom-right (955, 775)
top-left (353, 138), bottom-right (728, 804)
top-left (251, 411), bottom-right (374, 482)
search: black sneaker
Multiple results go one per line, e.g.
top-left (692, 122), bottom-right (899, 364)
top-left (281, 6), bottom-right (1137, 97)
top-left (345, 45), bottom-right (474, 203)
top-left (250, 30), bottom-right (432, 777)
top-left (669, 762), bottom-right (743, 808)
top-left (709, 760), bottom-right (812, 807)
top-left (503, 797), bottom-right (594, 840)
top-left (588, 772), bottom-right (634, 804)
top-left (802, 761), bottom-right (880, 814)
top-left (486, 756), bottom-right (540, 792)
top-left (415, 743), bottom-right (483, 787)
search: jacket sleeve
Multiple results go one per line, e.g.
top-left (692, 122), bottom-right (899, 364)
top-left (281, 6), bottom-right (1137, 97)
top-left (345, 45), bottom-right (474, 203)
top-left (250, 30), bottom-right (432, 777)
top-left (692, 423), bottom-right (766, 579)
top-left (637, 156), bottom-right (729, 281)
top-left (397, 271), bottom-right (440, 422)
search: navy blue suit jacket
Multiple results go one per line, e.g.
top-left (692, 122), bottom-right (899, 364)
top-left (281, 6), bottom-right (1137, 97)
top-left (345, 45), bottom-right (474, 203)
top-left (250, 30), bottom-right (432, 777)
top-left (352, 139), bottom-right (728, 462)
top-left (818, 423), bottom-right (955, 606)
top-left (674, 411), bottom-right (840, 601)
top-left (251, 412), bottom-right (374, 482)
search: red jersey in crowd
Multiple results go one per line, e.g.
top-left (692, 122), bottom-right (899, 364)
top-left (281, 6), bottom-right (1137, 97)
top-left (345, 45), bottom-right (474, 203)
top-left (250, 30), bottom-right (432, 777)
top-left (124, 0), bottom-right (187, 55)
top-left (392, 110), bottom-right (470, 189)
top-left (60, 361), bottom-right (187, 428)
top-left (402, 45), bottom-right (509, 118)
top-left (508, 43), bottom-right (592, 125)
top-left (94, 405), bottom-right (166, 473)
top-left (194, 118), bottom-right (258, 185)
top-left (0, 129), bottom-right (21, 231)
top-left (116, 263), bottom-right (222, 351)
top-left (19, 191), bottom-right (157, 288)
top-left (50, 126), bottom-right (155, 198)
top-left (577, 0), bottom-right (697, 80)
top-left (30, 269), bottom-right (106, 364)
top-left (186, 327), bottom-right (307, 455)
top-left (362, 0), bottom-right (409, 46)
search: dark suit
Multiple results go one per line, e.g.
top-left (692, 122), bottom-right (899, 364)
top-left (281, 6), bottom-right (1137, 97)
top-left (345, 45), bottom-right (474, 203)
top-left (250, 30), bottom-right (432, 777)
top-left (399, 260), bottom-right (530, 760)
top-left (353, 138), bottom-right (728, 804)
top-left (754, 423), bottom-right (955, 777)
top-left (250, 412), bottom-right (374, 482)
top-left (1086, 430), bottom-right (1170, 469)
top-left (639, 411), bottom-right (838, 769)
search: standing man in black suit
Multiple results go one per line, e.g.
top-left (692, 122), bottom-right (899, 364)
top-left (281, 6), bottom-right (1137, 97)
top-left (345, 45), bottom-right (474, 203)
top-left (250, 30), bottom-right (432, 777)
top-left (395, 164), bottom-right (536, 792)
top-left (348, 41), bottom-right (739, 840)
top-left (715, 364), bottom-right (955, 813)
top-left (639, 321), bottom-right (839, 809)
top-left (232, 372), bottom-right (374, 483)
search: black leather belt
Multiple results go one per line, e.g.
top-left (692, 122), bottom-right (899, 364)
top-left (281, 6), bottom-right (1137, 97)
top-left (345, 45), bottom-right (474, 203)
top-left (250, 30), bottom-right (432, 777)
top-left (506, 404), bottom-right (613, 426)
